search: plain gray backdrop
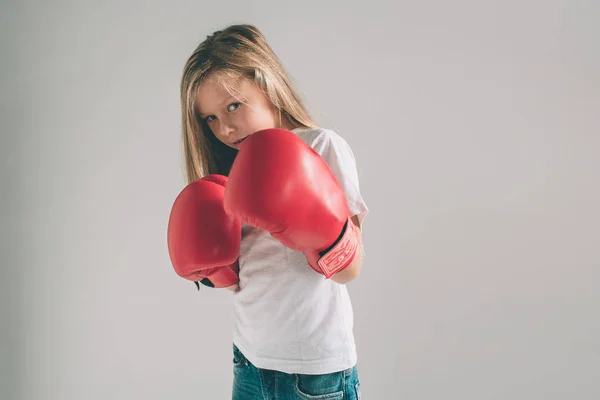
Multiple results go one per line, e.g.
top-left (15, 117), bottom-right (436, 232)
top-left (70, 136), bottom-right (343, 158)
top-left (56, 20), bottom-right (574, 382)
top-left (1, 0), bottom-right (599, 399)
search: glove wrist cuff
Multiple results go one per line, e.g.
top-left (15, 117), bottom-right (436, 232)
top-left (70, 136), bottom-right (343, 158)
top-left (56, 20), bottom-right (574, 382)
top-left (317, 217), bottom-right (359, 278)
top-left (202, 262), bottom-right (240, 288)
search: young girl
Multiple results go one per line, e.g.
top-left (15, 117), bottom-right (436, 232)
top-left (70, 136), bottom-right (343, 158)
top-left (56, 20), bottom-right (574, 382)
top-left (175, 24), bottom-right (368, 399)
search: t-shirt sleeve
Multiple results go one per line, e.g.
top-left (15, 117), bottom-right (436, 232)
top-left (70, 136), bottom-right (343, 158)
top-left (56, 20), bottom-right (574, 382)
top-left (310, 130), bottom-right (369, 227)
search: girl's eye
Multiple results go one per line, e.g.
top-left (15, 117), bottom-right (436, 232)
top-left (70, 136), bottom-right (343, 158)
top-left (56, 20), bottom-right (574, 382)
top-left (204, 103), bottom-right (239, 123)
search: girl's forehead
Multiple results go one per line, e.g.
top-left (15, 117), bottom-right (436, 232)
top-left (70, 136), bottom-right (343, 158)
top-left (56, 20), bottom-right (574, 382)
top-left (196, 76), bottom-right (249, 113)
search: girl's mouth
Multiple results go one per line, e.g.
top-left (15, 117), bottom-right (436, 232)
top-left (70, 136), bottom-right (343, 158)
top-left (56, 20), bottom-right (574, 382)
top-left (233, 136), bottom-right (248, 145)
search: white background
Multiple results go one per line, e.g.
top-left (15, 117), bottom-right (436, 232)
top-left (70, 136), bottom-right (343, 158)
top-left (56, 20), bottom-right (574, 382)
top-left (1, 1), bottom-right (599, 398)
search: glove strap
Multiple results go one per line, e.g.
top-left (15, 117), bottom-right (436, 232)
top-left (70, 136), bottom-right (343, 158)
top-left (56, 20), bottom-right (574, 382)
top-left (317, 218), bottom-right (359, 278)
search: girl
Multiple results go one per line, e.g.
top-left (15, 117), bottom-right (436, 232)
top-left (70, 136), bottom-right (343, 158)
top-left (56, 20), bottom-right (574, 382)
top-left (179, 24), bottom-right (368, 399)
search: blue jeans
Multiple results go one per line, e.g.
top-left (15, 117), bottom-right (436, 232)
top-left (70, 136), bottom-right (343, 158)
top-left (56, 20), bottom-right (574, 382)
top-left (232, 344), bottom-right (362, 399)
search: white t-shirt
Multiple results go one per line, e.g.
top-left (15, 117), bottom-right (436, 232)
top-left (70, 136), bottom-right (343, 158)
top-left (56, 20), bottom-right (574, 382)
top-left (231, 127), bottom-right (369, 375)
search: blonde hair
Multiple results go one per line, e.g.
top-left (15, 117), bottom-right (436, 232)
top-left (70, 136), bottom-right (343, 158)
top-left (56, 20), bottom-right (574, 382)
top-left (179, 24), bottom-right (318, 183)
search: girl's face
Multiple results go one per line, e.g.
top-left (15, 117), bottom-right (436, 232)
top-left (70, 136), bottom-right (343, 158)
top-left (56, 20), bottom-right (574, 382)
top-left (196, 76), bottom-right (280, 150)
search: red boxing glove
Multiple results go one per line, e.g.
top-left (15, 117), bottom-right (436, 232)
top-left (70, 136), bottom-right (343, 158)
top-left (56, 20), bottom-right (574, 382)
top-left (224, 128), bottom-right (359, 278)
top-left (167, 175), bottom-right (241, 288)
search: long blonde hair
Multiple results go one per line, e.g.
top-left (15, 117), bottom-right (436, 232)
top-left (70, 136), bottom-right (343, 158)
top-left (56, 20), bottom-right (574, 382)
top-left (179, 24), bottom-right (318, 183)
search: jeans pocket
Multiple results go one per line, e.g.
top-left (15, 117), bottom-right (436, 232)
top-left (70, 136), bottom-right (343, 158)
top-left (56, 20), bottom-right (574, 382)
top-left (232, 344), bottom-right (247, 368)
top-left (295, 372), bottom-right (344, 399)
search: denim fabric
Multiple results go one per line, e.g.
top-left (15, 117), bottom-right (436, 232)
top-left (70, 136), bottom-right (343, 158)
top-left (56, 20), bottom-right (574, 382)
top-left (232, 344), bottom-right (361, 400)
